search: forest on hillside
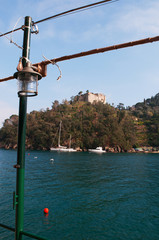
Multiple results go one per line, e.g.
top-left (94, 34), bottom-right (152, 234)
top-left (0, 93), bottom-right (159, 151)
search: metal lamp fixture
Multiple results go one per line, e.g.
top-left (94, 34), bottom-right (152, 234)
top-left (14, 61), bottom-right (42, 97)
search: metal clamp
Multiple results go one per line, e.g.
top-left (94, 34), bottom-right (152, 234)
top-left (31, 21), bottom-right (39, 34)
top-left (13, 191), bottom-right (18, 210)
top-left (13, 164), bottom-right (20, 169)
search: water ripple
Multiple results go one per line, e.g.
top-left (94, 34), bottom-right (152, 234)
top-left (0, 151), bottom-right (159, 240)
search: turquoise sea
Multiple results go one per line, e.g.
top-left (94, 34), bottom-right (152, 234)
top-left (0, 150), bottom-right (159, 240)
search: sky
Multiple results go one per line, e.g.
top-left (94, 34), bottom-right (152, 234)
top-left (0, 0), bottom-right (159, 127)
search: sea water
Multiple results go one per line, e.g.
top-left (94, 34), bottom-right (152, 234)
top-left (0, 150), bottom-right (159, 240)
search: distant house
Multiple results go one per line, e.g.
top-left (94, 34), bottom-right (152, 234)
top-left (78, 92), bottom-right (106, 104)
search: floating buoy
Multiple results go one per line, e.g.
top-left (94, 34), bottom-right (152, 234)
top-left (44, 208), bottom-right (49, 214)
top-left (50, 158), bottom-right (54, 161)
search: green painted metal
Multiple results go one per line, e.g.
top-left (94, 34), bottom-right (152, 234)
top-left (13, 191), bottom-right (18, 210)
top-left (15, 16), bottom-right (32, 240)
top-left (0, 223), bottom-right (15, 232)
top-left (20, 231), bottom-right (48, 240)
top-left (0, 223), bottom-right (48, 240)
top-left (0, 224), bottom-right (48, 240)
top-left (0, 15), bottom-right (47, 240)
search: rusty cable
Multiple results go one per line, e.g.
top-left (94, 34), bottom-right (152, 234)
top-left (1, 35), bottom-right (159, 82)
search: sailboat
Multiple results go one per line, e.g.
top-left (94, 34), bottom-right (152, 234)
top-left (50, 121), bottom-right (77, 152)
top-left (59, 134), bottom-right (77, 152)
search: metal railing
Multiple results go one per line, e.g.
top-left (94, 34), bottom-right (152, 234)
top-left (0, 223), bottom-right (47, 240)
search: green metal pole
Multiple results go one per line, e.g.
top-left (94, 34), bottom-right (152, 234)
top-left (15, 16), bottom-right (32, 240)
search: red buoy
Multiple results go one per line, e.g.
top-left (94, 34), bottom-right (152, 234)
top-left (44, 208), bottom-right (49, 214)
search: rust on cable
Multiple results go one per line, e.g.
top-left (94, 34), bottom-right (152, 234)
top-left (1, 35), bottom-right (159, 82)
top-left (0, 76), bottom-right (14, 82)
top-left (34, 35), bottom-right (159, 66)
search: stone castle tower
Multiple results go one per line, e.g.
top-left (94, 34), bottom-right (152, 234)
top-left (78, 92), bottom-right (106, 104)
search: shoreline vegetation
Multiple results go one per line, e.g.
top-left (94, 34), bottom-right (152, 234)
top-left (0, 92), bottom-right (159, 152)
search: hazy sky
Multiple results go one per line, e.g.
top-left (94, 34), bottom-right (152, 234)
top-left (0, 0), bottom-right (159, 126)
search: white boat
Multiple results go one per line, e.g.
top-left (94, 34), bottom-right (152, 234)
top-left (50, 146), bottom-right (64, 151)
top-left (51, 145), bottom-right (77, 152)
top-left (88, 146), bottom-right (106, 153)
top-left (58, 147), bottom-right (77, 152)
top-left (50, 121), bottom-right (77, 152)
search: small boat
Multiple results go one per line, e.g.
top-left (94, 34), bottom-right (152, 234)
top-left (50, 145), bottom-right (67, 151)
top-left (50, 144), bottom-right (77, 152)
top-left (50, 121), bottom-right (77, 152)
top-left (59, 134), bottom-right (77, 152)
top-left (58, 147), bottom-right (77, 152)
top-left (88, 146), bottom-right (106, 153)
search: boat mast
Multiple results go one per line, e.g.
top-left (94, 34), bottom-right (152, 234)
top-left (69, 134), bottom-right (71, 149)
top-left (58, 121), bottom-right (62, 147)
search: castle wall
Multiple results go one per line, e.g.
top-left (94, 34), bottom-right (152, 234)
top-left (87, 93), bottom-right (106, 104)
top-left (78, 92), bottom-right (106, 104)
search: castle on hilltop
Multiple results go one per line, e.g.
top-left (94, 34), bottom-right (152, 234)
top-left (78, 92), bottom-right (106, 104)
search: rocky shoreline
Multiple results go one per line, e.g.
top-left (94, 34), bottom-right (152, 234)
top-left (104, 146), bottom-right (159, 153)
top-left (1, 144), bottom-right (159, 153)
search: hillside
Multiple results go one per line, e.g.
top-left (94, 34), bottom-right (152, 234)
top-left (131, 93), bottom-right (159, 146)
top-left (0, 93), bottom-right (159, 151)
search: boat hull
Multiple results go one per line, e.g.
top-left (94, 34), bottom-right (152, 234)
top-left (50, 147), bottom-right (77, 152)
top-left (88, 150), bottom-right (106, 153)
top-left (88, 147), bottom-right (106, 153)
